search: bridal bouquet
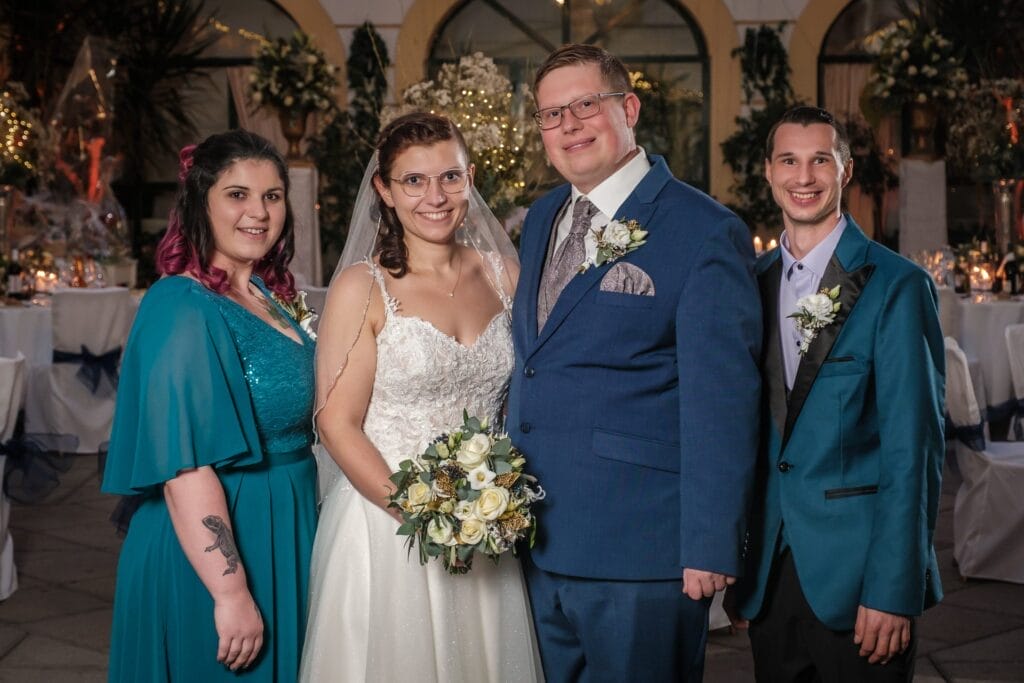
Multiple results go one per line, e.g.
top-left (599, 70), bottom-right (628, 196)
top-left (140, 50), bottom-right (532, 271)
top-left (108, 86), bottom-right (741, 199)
top-left (388, 412), bottom-right (545, 575)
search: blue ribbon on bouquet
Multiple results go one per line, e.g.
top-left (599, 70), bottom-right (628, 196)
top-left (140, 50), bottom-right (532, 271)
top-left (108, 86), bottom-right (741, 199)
top-left (53, 345), bottom-right (121, 394)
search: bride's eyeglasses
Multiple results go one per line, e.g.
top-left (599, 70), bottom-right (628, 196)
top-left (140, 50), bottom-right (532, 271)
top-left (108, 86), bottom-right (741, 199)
top-left (389, 168), bottom-right (470, 197)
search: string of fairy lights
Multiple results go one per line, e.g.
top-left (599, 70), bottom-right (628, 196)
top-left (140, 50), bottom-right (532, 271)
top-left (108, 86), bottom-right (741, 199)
top-left (0, 90), bottom-right (35, 177)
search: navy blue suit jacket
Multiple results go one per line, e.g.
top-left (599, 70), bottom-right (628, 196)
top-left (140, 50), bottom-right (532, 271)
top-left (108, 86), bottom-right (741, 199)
top-left (508, 156), bottom-right (762, 580)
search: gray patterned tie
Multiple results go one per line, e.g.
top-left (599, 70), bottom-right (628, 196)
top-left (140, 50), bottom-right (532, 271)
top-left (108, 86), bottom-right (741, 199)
top-left (538, 197), bottom-right (596, 328)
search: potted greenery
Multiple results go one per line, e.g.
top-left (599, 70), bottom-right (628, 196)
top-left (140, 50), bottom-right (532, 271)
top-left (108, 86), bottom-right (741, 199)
top-left (251, 31), bottom-right (339, 159)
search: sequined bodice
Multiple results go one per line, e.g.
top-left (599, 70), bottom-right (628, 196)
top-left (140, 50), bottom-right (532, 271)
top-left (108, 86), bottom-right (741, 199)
top-left (364, 264), bottom-right (514, 467)
top-left (216, 279), bottom-right (315, 453)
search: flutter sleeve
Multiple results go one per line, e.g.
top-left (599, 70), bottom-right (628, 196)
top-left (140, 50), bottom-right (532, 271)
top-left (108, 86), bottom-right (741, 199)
top-left (101, 278), bottom-right (264, 495)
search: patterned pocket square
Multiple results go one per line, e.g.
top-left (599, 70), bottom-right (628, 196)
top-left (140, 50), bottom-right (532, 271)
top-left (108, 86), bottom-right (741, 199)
top-left (599, 262), bottom-right (655, 296)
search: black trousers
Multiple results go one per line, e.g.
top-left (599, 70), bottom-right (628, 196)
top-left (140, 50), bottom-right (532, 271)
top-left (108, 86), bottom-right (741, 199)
top-left (748, 551), bottom-right (916, 683)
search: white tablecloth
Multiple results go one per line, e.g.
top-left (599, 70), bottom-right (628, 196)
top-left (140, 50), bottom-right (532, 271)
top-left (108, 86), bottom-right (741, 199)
top-left (944, 293), bottom-right (1024, 420)
top-left (0, 304), bottom-right (52, 368)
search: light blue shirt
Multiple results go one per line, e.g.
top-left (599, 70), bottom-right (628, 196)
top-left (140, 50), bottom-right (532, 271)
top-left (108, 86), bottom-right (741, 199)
top-left (779, 216), bottom-right (847, 389)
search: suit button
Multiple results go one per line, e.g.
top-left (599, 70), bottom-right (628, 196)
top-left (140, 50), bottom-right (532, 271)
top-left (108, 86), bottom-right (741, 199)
top-left (520, 422), bottom-right (532, 433)
top-left (524, 367), bottom-right (535, 377)
top-left (778, 461), bottom-right (792, 473)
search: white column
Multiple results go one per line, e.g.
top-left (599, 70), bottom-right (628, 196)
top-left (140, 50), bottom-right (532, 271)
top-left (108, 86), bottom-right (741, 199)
top-left (288, 163), bottom-right (322, 287)
top-left (898, 158), bottom-right (948, 256)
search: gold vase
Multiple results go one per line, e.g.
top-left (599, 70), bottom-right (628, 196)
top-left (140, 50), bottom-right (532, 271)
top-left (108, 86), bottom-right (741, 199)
top-left (278, 110), bottom-right (308, 160)
top-left (906, 101), bottom-right (938, 159)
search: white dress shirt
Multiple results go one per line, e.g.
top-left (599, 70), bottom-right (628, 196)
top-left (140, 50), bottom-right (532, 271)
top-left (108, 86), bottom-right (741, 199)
top-left (548, 148), bottom-right (652, 260)
top-left (779, 216), bottom-right (847, 389)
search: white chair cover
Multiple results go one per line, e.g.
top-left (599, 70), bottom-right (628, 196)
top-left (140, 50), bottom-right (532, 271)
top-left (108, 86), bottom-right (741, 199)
top-left (1005, 324), bottom-right (1024, 440)
top-left (25, 288), bottom-right (133, 453)
top-left (945, 336), bottom-right (1024, 583)
top-left (0, 353), bottom-right (26, 600)
top-left (937, 286), bottom-right (961, 339)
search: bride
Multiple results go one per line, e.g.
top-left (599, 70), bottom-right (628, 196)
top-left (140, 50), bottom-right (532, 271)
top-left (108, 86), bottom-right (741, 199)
top-left (300, 112), bottom-right (543, 682)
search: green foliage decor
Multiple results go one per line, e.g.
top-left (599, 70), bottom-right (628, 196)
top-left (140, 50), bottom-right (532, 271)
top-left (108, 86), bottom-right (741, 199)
top-left (720, 24), bottom-right (800, 233)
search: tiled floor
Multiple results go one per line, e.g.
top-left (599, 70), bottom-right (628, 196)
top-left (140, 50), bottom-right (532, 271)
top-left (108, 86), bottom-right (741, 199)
top-left (1, 457), bottom-right (1022, 682)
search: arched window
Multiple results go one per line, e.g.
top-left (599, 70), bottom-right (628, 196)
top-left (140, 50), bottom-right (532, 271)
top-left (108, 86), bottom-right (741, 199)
top-left (430, 0), bottom-right (710, 190)
top-left (818, 0), bottom-right (902, 119)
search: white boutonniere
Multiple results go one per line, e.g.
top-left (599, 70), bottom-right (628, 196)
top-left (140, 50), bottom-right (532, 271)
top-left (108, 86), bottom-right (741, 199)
top-left (788, 285), bottom-right (841, 355)
top-left (272, 289), bottom-right (318, 340)
top-left (578, 218), bottom-right (648, 273)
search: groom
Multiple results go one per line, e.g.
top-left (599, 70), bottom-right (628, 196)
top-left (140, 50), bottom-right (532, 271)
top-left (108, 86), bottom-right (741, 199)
top-left (508, 44), bottom-right (762, 681)
top-left (732, 106), bottom-right (944, 681)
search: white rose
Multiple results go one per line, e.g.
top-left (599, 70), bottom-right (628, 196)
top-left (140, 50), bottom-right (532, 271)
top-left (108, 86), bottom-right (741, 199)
top-left (406, 481), bottom-right (433, 508)
top-left (798, 293), bottom-right (835, 322)
top-left (916, 92), bottom-right (928, 103)
top-left (907, 65), bottom-right (918, 76)
top-left (458, 517), bottom-right (486, 545)
top-left (474, 486), bottom-right (510, 521)
top-left (438, 499), bottom-right (455, 514)
top-left (435, 441), bottom-right (450, 458)
top-left (457, 433), bottom-right (491, 468)
top-left (427, 517), bottom-right (453, 545)
top-left (467, 463), bottom-right (497, 490)
top-left (602, 220), bottom-right (632, 249)
top-left (453, 500), bottom-right (475, 521)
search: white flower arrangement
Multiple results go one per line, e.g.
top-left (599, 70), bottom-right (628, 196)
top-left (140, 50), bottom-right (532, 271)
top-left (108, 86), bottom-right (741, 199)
top-left (388, 411), bottom-right (545, 575)
top-left (250, 31), bottom-right (338, 114)
top-left (788, 285), bottom-right (842, 355)
top-left (382, 52), bottom-right (542, 217)
top-left (864, 19), bottom-right (967, 110)
top-left (272, 289), bottom-right (318, 340)
top-left (579, 218), bottom-right (648, 273)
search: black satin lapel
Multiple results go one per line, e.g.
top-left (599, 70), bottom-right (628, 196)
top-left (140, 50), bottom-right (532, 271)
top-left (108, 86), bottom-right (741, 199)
top-left (759, 259), bottom-right (786, 438)
top-left (783, 256), bottom-right (875, 449)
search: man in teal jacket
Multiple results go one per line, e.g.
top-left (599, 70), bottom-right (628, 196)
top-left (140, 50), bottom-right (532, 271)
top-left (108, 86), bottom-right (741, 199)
top-left (733, 106), bottom-right (944, 681)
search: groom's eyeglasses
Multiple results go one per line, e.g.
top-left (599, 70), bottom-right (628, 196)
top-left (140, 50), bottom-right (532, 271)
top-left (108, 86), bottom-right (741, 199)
top-left (389, 169), bottom-right (470, 197)
top-left (533, 92), bottom-right (626, 130)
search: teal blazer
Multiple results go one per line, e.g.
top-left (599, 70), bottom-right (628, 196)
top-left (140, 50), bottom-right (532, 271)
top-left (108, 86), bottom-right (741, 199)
top-left (736, 217), bottom-right (945, 630)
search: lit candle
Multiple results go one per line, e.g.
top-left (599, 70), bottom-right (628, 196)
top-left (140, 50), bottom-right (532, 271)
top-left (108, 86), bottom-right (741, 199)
top-left (768, 238), bottom-right (778, 251)
top-left (753, 236), bottom-right (763, 253)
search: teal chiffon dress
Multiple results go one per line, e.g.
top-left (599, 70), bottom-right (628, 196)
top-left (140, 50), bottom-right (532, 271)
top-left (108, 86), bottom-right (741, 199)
top-left (102, 275), bottom-right (317, 682)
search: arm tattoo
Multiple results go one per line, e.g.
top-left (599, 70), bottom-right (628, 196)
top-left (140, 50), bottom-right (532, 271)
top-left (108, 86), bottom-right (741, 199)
top-left (202, 515), bottom-right (240, 576)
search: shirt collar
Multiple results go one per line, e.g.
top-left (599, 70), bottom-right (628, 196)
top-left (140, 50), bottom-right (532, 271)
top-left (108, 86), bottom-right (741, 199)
top-left (571, 147), bottom-right (650, 218)
top-left (780, 215), bottom-right (847, 280)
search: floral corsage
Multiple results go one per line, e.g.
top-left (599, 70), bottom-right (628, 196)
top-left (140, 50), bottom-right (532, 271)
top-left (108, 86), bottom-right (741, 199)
top-left (578, 218), bottom-right (648, 273)
top-left (272, 290), bottom-right (318, 340)
top-left (788, 285), bottom-right (841, 355)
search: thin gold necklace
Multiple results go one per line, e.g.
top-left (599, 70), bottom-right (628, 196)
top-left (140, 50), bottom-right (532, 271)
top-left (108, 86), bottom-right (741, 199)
top-left (447, 252), bottom-right (463, 297)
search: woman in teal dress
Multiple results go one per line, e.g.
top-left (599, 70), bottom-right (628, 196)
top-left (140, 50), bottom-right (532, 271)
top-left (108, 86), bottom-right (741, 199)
top-left (102, 130), bottom-right (317, 681)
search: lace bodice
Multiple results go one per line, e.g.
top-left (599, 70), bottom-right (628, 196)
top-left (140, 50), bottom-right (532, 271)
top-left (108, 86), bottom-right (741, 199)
top-left (362, 263), bottom-right (514, 468)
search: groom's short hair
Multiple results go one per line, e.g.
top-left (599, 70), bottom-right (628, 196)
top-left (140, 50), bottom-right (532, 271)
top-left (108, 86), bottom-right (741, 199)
top-left (765, 106), bottom-right (851, 164)
top-left (533, 44), bottom-right (633, 96)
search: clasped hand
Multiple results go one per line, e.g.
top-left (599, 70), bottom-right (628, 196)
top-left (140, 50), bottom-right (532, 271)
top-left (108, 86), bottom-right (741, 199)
top-left (681, 568), bottom-right (735, 600)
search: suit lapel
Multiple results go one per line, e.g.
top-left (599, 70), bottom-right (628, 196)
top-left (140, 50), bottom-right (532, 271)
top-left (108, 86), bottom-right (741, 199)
top-left (782, 221), bottom-right (875, 450)
top-left (532, 157), bottom-right (671, 351)
top-left (759, 256), bottom-right (787, 438)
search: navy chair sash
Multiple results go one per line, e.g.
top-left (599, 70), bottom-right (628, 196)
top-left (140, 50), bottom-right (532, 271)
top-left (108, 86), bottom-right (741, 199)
top-left (53, 345), bottom-right (121, 394)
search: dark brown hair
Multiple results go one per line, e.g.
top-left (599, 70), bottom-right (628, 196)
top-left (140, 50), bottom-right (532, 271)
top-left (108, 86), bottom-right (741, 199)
top-left (374, 112), bottom-right (469, 277)
top-left (533, 44), bottom-right (633, 96)
top-left (765, 106), bottom-right (851, 164)
top-left (155, 129), bottom-right (296, 299)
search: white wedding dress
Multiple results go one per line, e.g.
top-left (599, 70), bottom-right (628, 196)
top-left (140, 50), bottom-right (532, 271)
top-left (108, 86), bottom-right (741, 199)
top-left (300, 263), bottom-right (543, 682)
